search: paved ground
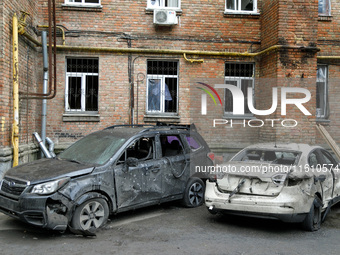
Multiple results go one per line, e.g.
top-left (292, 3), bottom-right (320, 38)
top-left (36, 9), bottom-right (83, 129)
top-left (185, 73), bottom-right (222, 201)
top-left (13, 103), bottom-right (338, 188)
top-left (0, 202), bottom-right (340, 255)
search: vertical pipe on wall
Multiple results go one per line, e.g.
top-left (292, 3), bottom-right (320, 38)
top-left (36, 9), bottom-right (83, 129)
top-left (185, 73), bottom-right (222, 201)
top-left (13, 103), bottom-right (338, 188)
top-left (41, 31), bottom-right (48, 157)
top-left (12, 14), bottom-right (19, 167)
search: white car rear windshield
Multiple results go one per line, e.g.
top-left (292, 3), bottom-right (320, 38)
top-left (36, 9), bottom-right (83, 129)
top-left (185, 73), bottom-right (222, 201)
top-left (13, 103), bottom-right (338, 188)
top-left (231, 149), bottom-right (301, 166)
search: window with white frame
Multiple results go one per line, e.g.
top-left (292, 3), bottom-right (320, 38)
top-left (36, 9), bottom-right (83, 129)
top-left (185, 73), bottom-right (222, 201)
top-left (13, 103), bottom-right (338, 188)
top-left (147, 60), bottom-right (178, 114)
top-left (316, 65), bottom-right (328, 119)
top-left (64, 0), bottom-right (101, 6)
top-left (65, 58), bottom-right (99, 112)
top-left (225, 0), bottom-right (257, 13)
top-left (318, 0), bottom-right (331, 16)
top-left (147, 0), bottom-right (180, 9)
top-left (224, 63), bottom-right (254, 116)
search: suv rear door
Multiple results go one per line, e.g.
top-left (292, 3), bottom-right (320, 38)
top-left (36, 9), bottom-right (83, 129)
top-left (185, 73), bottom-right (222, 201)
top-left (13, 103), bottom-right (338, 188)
top-left (158, 134), bottom-right (189, 199)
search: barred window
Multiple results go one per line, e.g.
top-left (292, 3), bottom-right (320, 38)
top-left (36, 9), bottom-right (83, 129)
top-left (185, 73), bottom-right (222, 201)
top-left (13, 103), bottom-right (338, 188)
top-left (65, 58), bottom-right (99, 112)
top-left (224, 63), bottom-right (254, 116)
top-left (147, 60), bottom-right (178, 114)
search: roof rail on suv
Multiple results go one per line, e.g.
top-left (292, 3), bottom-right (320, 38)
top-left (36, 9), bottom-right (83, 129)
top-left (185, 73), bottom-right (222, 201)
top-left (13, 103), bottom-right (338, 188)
top-left (142, 122), bottom-right (197, 132)
top-left (104, 123), bottom-right (197, 132)
top-left (104, 124), bottom-right (152, 130)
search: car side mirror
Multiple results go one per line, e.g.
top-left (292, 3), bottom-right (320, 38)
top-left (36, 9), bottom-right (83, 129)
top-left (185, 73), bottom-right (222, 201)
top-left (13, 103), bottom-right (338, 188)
top-left (126, 157), bottom-right (138, 167)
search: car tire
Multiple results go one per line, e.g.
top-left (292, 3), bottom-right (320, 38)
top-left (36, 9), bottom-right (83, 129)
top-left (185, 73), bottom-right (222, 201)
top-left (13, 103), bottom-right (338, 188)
top-left (71, 197), bottom-right (109, 231)
top-left (302, 196), bottom-right (322, 231)
top-left (182, 178), bottom-right (205, 208)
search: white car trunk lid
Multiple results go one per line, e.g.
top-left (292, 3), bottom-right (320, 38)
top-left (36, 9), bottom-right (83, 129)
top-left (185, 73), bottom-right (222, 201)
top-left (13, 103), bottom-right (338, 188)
top-left (216, 162), bottom-right (292, 196)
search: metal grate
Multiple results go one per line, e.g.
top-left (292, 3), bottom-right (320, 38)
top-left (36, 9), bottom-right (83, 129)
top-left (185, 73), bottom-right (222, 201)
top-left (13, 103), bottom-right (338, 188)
top-left (225, 63), bottom-right (254, 77)
top-left (67, 58), bottom-right (99, 73)
top-left (147, 60), bottom-right (178, 75)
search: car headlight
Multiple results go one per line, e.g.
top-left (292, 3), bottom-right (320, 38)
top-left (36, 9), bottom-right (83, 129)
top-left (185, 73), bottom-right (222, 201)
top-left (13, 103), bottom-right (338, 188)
top-left (31, 177), bottom-right (69, 195)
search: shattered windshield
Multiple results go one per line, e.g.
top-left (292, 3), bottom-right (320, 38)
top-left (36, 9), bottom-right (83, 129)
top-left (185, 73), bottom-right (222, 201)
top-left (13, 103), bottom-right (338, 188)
top-left (231, 149), bottom-right (301, 166)
top-left (58, 132), bottom-right (126, 165)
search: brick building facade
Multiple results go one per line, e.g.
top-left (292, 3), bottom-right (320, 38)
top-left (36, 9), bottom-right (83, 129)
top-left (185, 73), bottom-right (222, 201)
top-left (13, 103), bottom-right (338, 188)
top-left (0, 0), bottom-right (339, 174)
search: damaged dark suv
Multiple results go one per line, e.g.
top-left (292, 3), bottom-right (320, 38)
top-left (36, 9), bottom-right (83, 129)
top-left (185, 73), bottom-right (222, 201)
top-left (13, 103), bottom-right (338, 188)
top-left (0, 124), bottom-right (214, 233)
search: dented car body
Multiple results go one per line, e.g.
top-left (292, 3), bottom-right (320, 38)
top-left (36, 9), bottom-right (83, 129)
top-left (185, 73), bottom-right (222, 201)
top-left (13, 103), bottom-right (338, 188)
top-left (205, 143), bottom-right (340, 231)
top-left (0, 124), bottom-right (213, 232)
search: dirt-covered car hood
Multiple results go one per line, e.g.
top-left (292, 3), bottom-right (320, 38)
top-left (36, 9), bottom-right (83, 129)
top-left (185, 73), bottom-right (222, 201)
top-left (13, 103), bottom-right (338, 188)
top-left (4, 158), bottom-right (95, 184)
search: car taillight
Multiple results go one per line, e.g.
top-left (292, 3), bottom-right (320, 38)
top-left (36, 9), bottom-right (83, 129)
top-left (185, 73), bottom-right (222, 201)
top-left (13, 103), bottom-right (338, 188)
top-left (207, 152), bottom-right (215, 162)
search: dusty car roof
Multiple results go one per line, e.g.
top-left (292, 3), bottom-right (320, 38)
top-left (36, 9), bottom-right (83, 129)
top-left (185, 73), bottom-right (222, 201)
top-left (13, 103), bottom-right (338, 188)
top-left (243, 143), bottom-right (321, 152)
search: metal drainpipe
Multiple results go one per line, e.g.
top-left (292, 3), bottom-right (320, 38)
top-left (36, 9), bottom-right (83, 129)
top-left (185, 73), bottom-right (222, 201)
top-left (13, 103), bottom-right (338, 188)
top-left (46, 137), bottom-right (56, 158)
top-left (37, 25), bottom-right (66, 46)
top-left (33, 132), bottom-right (51, 158)
top-left (41, 31), bottom-right (49, 158)
top-left (12, 14), bottom-right (20, 167)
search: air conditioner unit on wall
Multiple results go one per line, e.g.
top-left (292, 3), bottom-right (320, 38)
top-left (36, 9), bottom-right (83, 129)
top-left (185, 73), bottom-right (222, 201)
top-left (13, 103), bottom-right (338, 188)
top-left (153, 9), bottom-right (178, 26)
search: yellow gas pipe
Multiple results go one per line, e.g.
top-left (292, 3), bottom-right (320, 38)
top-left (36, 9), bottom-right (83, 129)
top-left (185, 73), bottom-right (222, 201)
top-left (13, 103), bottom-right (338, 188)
top-left (12, 14), bottom-right (19, 167)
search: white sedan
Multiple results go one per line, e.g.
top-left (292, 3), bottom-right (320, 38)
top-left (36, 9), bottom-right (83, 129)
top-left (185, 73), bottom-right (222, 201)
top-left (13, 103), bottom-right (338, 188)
top-left (205, 143), bottom-right (340, 231)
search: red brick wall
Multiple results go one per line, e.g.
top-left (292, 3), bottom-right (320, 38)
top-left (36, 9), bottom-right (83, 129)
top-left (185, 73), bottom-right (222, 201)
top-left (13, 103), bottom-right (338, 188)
top-left (0, 0), bottom-right (41, 149)
top-left (257, 0), bottom-right (319, 144)
top-left (316, 0), bottom-right (340, 146)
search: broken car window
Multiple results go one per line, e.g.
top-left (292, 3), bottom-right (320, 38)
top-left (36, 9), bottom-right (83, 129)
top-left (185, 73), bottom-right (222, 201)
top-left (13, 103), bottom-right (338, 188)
top-left (161, 135), bottom-right (184, 157)
top-left (232, 149), bottom-right (300, 165)
top-left (118, 137), bottom-right (155, 164)
top-left (185, 135), bottom-right (201, 151)
top-left (308, 151), bottom-right (322, 168)
top-left (319, 150), bottom-right (338, 169)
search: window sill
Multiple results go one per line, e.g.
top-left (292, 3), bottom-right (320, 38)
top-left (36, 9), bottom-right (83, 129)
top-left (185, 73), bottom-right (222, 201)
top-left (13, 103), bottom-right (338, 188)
top-left (316, 118), bottom-right (330, 125)
top-left (224, 11), bottom-right (260, 19)
top-left (144, 114), bottom-right (180, 123)
top-left (145, 8), bottom-right (183, 15)
top-left (63, 113), bottom-right (100, 122)
top-left (318, 15), bottom-right (332, 22)
top-left (62, 4), bottom-right (103, 12)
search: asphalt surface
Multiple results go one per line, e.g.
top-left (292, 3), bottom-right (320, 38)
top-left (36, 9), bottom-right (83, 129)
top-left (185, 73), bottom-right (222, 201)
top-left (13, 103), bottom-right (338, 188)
top-left (0, 202), bottom-right (340, 255)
